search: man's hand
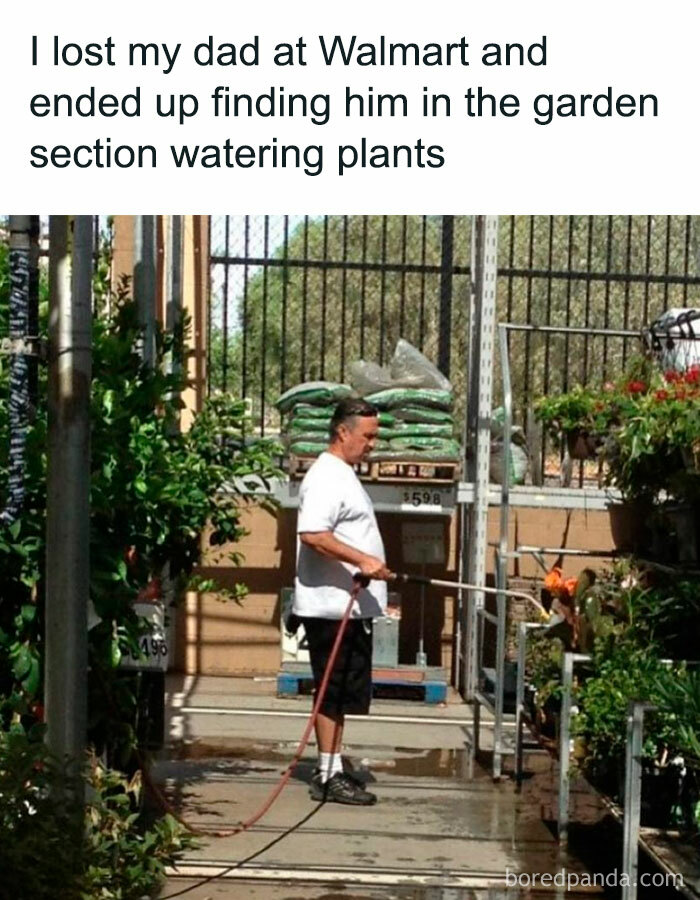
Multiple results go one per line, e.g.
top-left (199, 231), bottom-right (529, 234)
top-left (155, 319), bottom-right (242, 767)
top-left (358, 554), bottom-right (394, 581)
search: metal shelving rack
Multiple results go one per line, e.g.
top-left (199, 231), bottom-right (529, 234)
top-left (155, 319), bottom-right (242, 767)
top-left (468, 322), bottom-right (641, 780)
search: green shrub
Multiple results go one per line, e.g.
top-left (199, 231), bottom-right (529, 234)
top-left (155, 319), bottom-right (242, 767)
top-left (0, 729), bottom-right (195, 899)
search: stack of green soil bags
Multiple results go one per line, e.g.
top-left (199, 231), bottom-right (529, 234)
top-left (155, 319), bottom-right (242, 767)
top-left (276, 382), bottom-right (352, 457)
top-left (363, 388), bottom-right (460, 462)
top-left (276, 381), bottom-right (396, 458)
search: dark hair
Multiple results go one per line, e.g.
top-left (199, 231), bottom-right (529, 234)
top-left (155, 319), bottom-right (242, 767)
top-left (329, 398), bottom-right (378, 440)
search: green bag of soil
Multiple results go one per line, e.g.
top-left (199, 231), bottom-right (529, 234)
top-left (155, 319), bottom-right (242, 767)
top-left (290, 439), bottom-right (389, 456)
top-left (392, 407), bottom-right (453, 424)
top-left (288, 441), bottom-right (328, 456)
top-left (389, 437), bottom-right (461, 457)
top-left (388, 423), bottom-right (454, 439)
top-left (370, 446), bottom-right (461, 463)
top-left (289, 417), bottom-right (332, 433)
top-left (276, 381), bottom-right (354, 413)
top-left (365, 388), bottom-right (453, 411)
top-left (288, 409), bottom-right (396, 428)
top-left (291, 404), bottom-right (336, 419)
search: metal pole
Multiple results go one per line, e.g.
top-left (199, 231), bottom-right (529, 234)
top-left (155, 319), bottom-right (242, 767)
top-left (45, 216), bottom-right (93, 791)
top-left (438, 215), bottom-right (454, 378)
top-left (558, 651), bottom-right (575, 844)
top-left (558, 652), bottom-right (590, 844)
top-left (464, 215), bottom-right (499, 699)
top-left (621, 702), bottom-right (648, 900)
top-left (134, 215), bottom-right (156, 368)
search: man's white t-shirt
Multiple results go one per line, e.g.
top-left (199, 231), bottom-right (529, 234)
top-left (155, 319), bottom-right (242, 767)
top-left (293, 451), bottom-right (387, 619)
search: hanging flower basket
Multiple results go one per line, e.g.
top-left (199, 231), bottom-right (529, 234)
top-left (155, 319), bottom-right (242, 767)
top-left (566, 428), bottom-right (599, 461)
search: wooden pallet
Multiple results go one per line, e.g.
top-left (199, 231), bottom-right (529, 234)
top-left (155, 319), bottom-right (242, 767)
top-left (365, 459), bottom-right (461, 484)
top-left (288, 453), bottom-right (460, 484)
top-left (277, 662), bottom-right (448, 704)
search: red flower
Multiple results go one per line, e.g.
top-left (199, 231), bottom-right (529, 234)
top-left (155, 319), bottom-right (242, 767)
top-left (626, 380), bottom-right (646, 394)
top-left (664, 370), bottom-right (681, 384)
top-left (654, 389), bottom-right (669, 401)
top-left (684, 366), bottom-right (700, 385)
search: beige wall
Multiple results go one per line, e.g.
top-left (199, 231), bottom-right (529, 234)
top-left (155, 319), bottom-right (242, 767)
top-left (111, 215), bottom-right (208, 430)
top-left (174, 502), bottom-right (616, 680)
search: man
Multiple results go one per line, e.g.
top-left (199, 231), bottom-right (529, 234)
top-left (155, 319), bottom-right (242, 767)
top-left (293, 398), bottom-right (393, 806)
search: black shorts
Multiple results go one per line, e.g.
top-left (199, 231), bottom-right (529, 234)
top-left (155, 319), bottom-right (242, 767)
top-left (302, 617), bottom-right (373, 716)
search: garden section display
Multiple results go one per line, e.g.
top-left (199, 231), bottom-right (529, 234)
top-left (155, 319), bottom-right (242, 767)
top-left (535, 358), bottom-right (700, 562)
top-left (525, 562), bottom-right (700, 835)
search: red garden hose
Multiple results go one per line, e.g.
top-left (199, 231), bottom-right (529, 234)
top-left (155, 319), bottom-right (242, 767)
top-left (150, 571), bottom-right (545, 839)
top-left (151, 574), bottom-right (365, 838)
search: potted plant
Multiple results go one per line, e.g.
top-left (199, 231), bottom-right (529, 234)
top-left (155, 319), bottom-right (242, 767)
top-left (535, 385), bottom-right (604, 459)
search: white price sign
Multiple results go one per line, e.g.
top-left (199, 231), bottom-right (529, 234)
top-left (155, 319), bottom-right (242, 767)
top-left (399, 486), bottom-right (455, 513)
top-left (119, 602), bottom-right (169, 672)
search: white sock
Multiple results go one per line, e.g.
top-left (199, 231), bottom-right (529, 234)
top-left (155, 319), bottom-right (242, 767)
top-left (318, 752), bottom-right (343, 783)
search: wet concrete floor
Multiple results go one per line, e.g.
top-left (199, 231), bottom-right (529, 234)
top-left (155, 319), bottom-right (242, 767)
top-left (156, 677), bottom-right (688, 900)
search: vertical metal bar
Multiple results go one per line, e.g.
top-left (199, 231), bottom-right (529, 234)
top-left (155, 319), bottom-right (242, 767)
top-left (515, 622), bottom-right (528, 789)
top-left (622, 702), bottom-right (647, 900)
top-left (360, 216), bottom-right (368, 358)
top-left (541, 217), bottom-right (555, 477)
top-left (643, 216), bottom-right (652, 324)
top-left (300, 215), bottom-right (309, 381)
top-left (563, 216), bottom-right (574, 392)
top-left (438, 215), bottom-right (455, 378)
top-left (260, 216), bottom-right (269, 436)
top-left (419, 216), bottom-right (427, 350)
top-left (602, 216), bottom-right (613, 377)
top-left (558, 651), bottom-right (575, 845)
top-left (242, 216), bottom-right (250, 398)
top-left (320, 216), bottom-right (329, 379)
top-left (340, 216), bottom-right (348, 381)
top-left (506, 216), bottom-right (515, 323)
top-left (558, 651), bottom-right (590, 844)
top-left (206, 217), bottom-right (213, 396)
top-left (45, 216), bottom-right (92, 796)
top-left (399, 216), bottom-right (408, 336)
top-left (222, 216), bottom-right (230, 393)
top-left (379, 216), bottom-right (388, 364)
top-left (494, 324), bottom-right (512, 769)
top-left (683, 215), bottom-right (692, 306)
top-left (522, 217), bottom-right (535, 423)
top-left (493, 579), bottom-right (507, 780)
top-left (582, 216), bottom-right (594, 383)
top-left (166, 215), bottom-right (184, 408)
top-left (133, 215), bottom-right (156, 369)
top-left (622, 216), bottom-right (633, 367)
top-left (280, 215), bottom-right (289, 393)
top-left (663, 216), bottom-right (672, 309)
top-left (464, 216), bottom-right (499, 699)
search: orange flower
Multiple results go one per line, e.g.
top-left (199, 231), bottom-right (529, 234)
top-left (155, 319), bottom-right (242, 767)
top-left (544, 567), bottom-right (564, 593)
top-left (543, 567), bottom-right (577, 599)
top-left (564, 577), bottom-right (579, 597)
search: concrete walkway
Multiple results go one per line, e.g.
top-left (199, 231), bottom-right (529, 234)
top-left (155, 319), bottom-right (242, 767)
top-left (156, 675), bottom-right (607, 899)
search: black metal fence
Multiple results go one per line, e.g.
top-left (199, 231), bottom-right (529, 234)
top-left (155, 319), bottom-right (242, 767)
top-left (209, 216), bottom-right (700, 435)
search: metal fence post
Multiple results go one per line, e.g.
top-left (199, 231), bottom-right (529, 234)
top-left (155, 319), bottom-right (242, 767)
top-left (45, 216), bottom-right (93, 794)
top-left (558, 651), bottom-right (590, 844)
top-left (464, 215), bottom-right (498, 699)
top-left (621, 701), bottom-right (649, 900)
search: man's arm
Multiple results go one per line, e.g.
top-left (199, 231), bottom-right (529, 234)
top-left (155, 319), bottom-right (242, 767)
top-left (300, 531), bottom-right (393, 581)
